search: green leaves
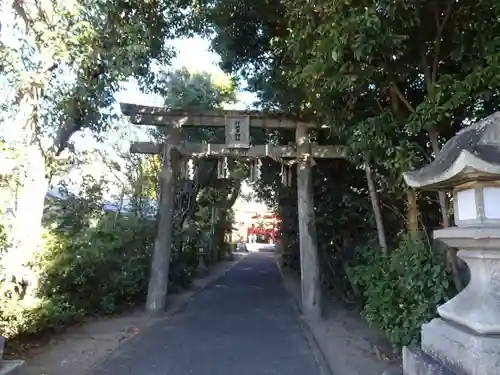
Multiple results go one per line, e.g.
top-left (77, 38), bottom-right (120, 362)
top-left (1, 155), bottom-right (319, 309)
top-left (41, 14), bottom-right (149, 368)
top-left (38, 214), bottom-right (155, 316)
top-left (2, 0), bottom-right (184, 149)
top-left (350, 235), bottom-right (451, 347)
top-left (407, 50), bottom-right (500, 134)
top-left (150, 67), bottom-right (238, 110)
top-left (160, 0), bottom-right (500, 351)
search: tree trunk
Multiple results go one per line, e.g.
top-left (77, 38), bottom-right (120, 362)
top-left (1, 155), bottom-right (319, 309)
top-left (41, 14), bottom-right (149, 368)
top-left (208, 207), bottom-right (219, 263)
top-left (428, 128), bottom-right (463, 291)
top-left (115, 188), bottom-right (124, 221)
top-left (4, 89), bottom-right (47, 300)
top-left (365, 165), bottom-right (388, 253)
top-left (389, 85), bottom-right (421, 237)
top-left (406, 188), bottom-right (419, 235)
top-left (6, 144), bottom-right (48, 299)
top-left (428, 129), bottom-right (451, 228)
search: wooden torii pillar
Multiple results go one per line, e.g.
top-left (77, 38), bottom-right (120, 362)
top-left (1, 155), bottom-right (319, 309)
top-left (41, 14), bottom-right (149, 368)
top-left (121, 103), bottom-right (346, 318)
top-left (146, 125), bottom-right (182, 313)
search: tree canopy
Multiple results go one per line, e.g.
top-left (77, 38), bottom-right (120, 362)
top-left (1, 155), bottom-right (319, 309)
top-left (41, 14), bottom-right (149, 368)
top-left (1, 0), bottom-right (188, 150)
top-left (185, 0), bottom-right (500, 346)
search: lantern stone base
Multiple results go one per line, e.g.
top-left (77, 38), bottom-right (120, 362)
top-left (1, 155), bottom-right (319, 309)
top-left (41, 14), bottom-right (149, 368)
top-left (417, 318), bottom-right (500, 375)
top-left (398, 346), bottom-right (456, 375)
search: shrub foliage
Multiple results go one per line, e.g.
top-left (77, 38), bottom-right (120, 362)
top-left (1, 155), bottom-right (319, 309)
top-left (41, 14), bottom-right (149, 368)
top-left (0, 176), bottom-right (214, 339)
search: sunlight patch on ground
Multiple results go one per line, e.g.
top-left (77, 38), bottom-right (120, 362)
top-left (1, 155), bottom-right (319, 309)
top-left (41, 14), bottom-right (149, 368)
top-left (245, 243), bottom-right (276, 252)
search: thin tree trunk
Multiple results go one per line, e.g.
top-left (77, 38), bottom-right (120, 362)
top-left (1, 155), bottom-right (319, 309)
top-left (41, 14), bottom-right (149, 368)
top-left (115, 188), bottom-right (124, 222)
top-left (428, 130), bottom-right (451, 228)
top-left (428, 128), bottom-right (463, 291)
top-left (421, 27), bottom-right (462, 290)
top-left (389, 86), bottom-right (421, 237)
top-left (209, 207), bottom-right (219, 263)
top-left (365, 166), bottom-right (388, 253)
top-left (406, 188), bottom-right (419, 235)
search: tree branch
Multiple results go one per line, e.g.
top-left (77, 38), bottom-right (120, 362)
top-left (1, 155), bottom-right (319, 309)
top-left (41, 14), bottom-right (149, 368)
top-left (390, 83), bottom-right (415, 113)
top-left (431, 0), bottom-right (454, 85)
top-left (45, 63), bottom-right (58, 73)
top-left (419, 45), bottom-right (433, 94)
top-left (11, 0), bottom-right (31, 33)
top-left (225, 180), bottom-right (242, 207)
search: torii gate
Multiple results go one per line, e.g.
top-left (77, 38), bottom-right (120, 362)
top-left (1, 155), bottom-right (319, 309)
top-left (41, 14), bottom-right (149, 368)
top-left (120, 103), bottom-right (346, 318)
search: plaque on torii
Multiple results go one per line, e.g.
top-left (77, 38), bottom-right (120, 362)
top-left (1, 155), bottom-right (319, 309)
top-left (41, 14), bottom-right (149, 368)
top-left (122, 102), bottom-right (347, 319)
top-left (223, 113), bottom-right (257, 180)
top-left (215, 114), bottom-right (250, 179)
top-left (225, 114), bottom-right (250, 149)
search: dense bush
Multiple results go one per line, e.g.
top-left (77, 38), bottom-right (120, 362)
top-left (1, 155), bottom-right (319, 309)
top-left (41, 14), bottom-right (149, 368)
top-left (0, 294), bottom-right (79, 338)
top-left (38, 215), bottom-right (155, 315)
top-left (350, 235), bottom-right (452, 347)
top-left (0, 185), bottom-right (210, 339)
top-left (169, 243), bottom-right (199, 292)
top-left (0, 213), bottom-right (155, 338)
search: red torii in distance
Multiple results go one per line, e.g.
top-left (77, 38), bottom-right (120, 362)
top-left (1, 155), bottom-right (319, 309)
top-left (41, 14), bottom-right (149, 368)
top-left (247, 212), bottom-right (281, 243)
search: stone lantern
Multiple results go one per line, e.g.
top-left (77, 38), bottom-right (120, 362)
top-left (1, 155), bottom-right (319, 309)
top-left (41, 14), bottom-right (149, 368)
top-left (401, 112), bottom-right (500, 375)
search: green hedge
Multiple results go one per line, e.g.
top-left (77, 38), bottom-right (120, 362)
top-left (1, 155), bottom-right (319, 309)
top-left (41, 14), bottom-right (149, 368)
top-left (38, 215), bottom-right (155, 315)
top-left (0, 214), bottom-right (200, 339)
top-left (350, 235), bottom-right (453, 347)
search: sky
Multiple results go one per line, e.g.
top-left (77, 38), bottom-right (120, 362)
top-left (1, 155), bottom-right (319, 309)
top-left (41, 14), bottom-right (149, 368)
top-left (115, 36), bottom-right (256, 110)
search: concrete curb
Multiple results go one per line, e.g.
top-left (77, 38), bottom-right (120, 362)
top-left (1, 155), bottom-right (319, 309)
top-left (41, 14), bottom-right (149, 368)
top-left (86, 253), bottom-right (248, 374)
top-left (275, 258), bottom-right (335, 375)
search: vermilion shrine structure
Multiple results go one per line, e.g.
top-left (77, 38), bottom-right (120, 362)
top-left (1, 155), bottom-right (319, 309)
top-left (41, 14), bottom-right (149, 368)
top-left (120, 103), bottom-right (346, 318)
top-left (246, 212), bottom-right (280, 243)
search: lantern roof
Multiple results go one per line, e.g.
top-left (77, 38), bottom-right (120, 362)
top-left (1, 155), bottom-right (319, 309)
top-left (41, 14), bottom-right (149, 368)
top-left (403, 112), bottom-right (500, 190)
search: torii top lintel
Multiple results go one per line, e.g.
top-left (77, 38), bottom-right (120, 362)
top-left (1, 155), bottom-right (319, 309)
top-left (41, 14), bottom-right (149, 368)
top-left (119, 103), bottom-right (317, 129)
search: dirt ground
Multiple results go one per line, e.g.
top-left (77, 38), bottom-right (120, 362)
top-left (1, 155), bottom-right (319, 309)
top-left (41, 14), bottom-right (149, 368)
top-left (278, 265), bottom-right (402, 375)
top-left (10, 251), bottom-right (402, 375)
top-left (16, 255), bottom-right (246, 375)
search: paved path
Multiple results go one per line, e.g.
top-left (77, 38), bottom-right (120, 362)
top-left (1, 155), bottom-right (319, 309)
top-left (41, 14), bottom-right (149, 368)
top-left (92, 251), bottom-right (325, 375)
